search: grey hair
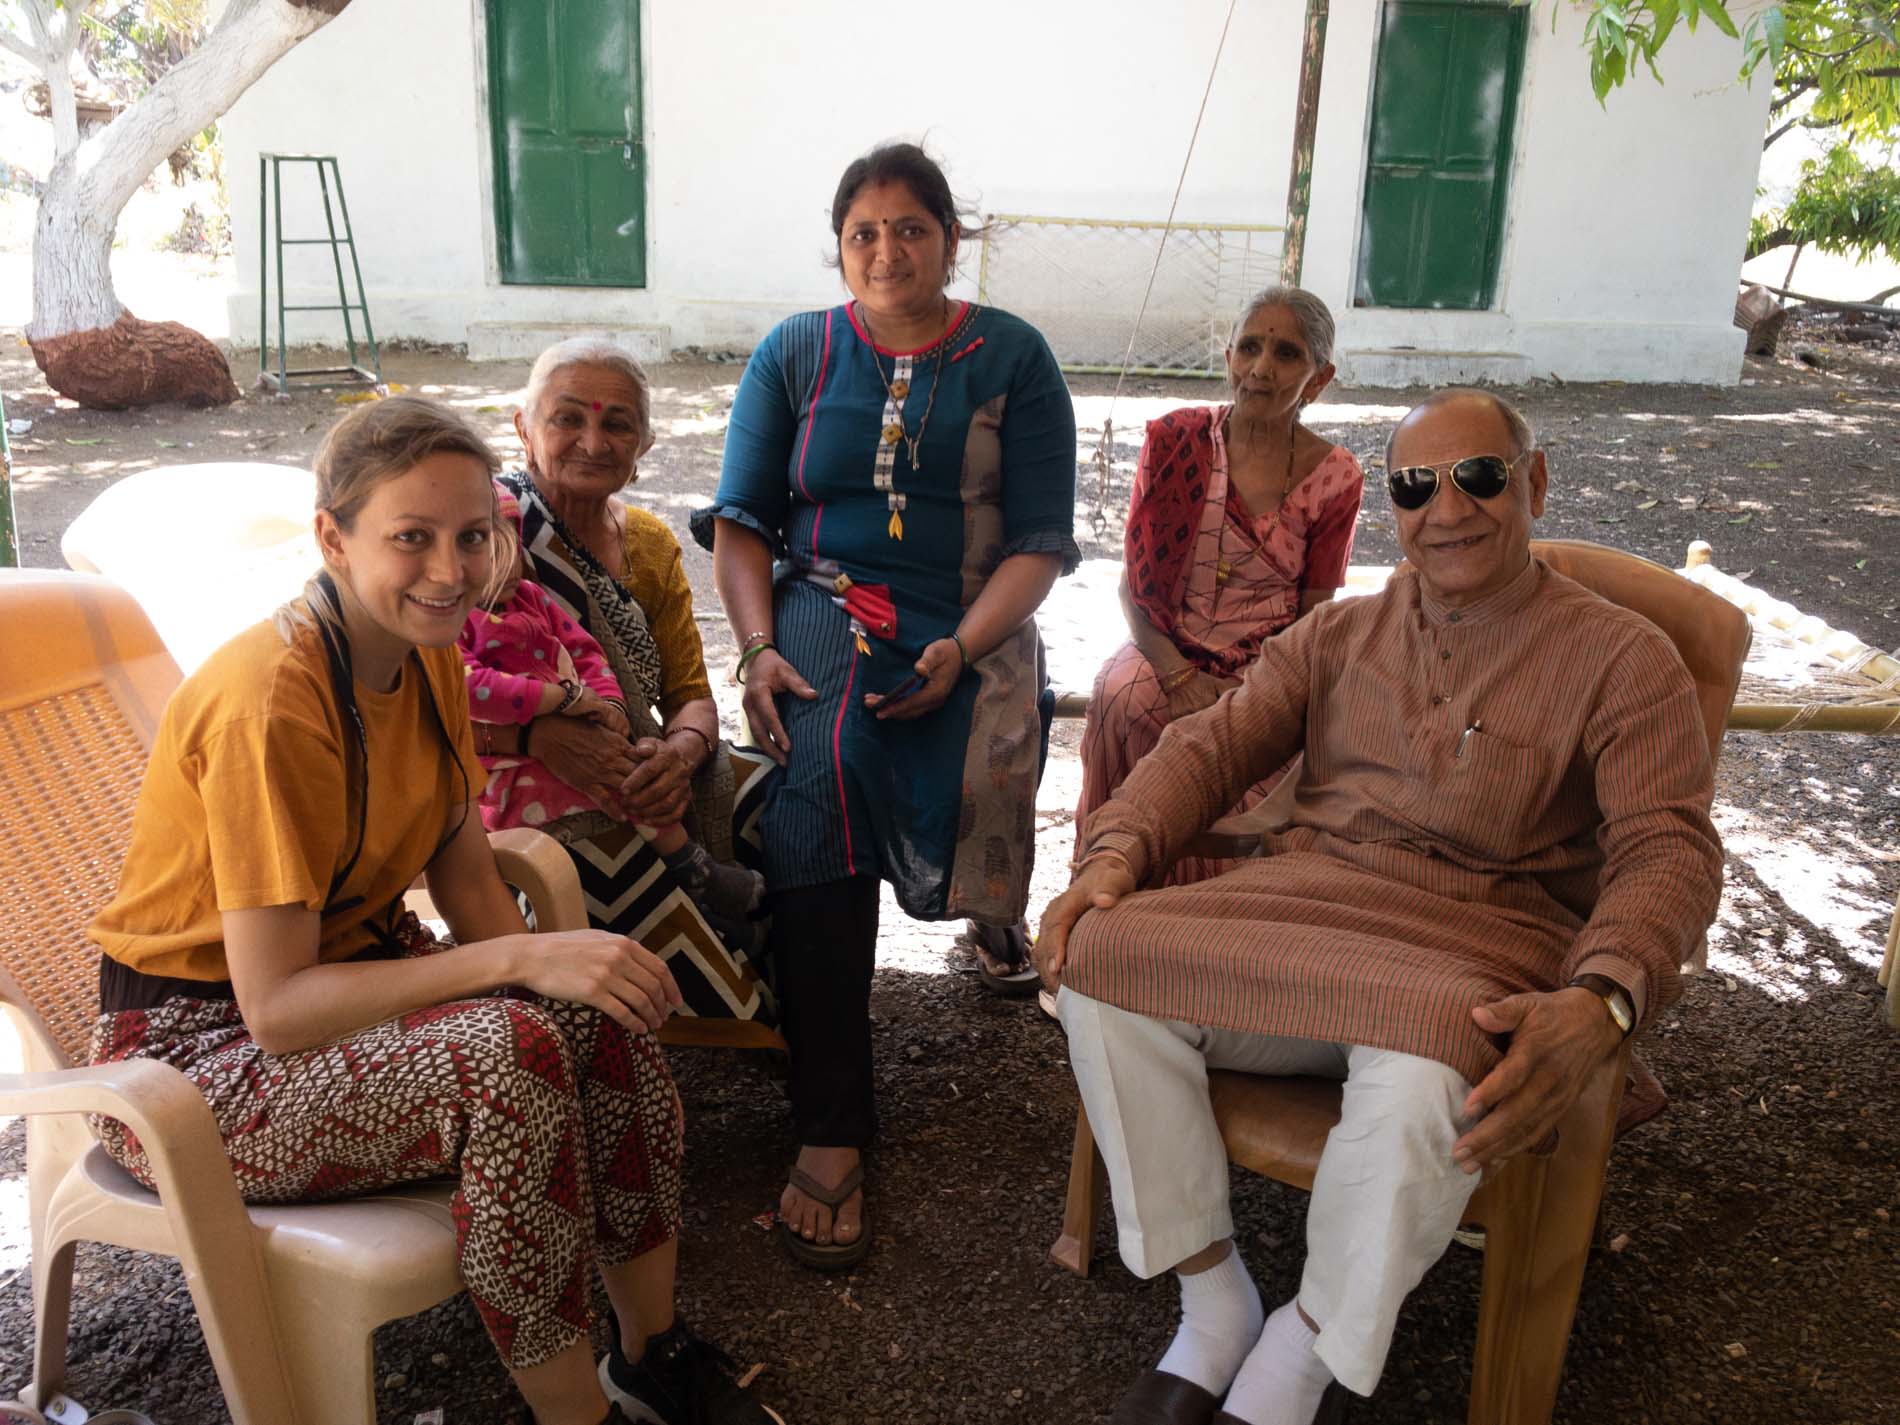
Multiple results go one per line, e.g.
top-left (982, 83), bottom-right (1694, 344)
top-left (1383, 388), bottom-right (1537, 468)
top-left (521, 337), bottom-right (656, 455)
top-left (1228, 284), bottom-right (1337, 369)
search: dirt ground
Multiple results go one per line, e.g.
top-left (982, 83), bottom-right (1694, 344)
top-left (2, 327), bottom-right (1898, 1425)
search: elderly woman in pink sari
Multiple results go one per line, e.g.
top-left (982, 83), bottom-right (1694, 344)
top-left (1077, 286), bottom-right (1364, 883)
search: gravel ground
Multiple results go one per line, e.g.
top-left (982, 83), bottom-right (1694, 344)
top-left (2, 328), bottom-right (1896, 1424)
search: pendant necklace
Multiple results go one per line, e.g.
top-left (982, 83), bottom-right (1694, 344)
top-left (863, 299), bottom-right (950, 540)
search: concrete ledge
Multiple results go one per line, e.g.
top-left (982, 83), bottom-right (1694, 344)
top-left (465, 321), bottom-right (672, 364)
top-left (1337, 348), bottom-right (1536, 388)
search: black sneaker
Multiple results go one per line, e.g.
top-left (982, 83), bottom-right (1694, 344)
top-left (599, 1316), bottom-right (786, 1425)
top-left (510, 1402), bottom-right (636, 1425)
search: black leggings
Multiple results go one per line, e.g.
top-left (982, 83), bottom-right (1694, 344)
top-left (770, 876), bottom-right (880, 1147)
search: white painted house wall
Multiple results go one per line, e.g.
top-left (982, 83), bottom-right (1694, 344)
top-left (220, 0), bottom-right (1772, 384)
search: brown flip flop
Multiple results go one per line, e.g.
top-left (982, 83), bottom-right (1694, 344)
top-left (964, 920), bottom-right (1042, 997)
top-left (778, 1161), bottom-right (870, 1272)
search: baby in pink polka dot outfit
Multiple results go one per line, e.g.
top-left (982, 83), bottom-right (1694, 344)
top-left (459, 563), bottom-right (633, 830)
top-left (457, 560), bottom-right (762, 929)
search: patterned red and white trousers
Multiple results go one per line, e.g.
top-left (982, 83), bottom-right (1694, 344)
top-left (87, 981), bottom-right (684, 1372)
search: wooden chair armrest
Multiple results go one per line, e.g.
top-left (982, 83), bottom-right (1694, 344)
top-left (488, 827), bottom-right (587, 932)
top-left (1180, 757), bottom-right (1304, 863)
top-left (1185, 824), bottom-right (1265, 860)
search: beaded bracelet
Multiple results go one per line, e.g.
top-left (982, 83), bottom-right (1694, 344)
top-left (670, 723), bottom-right (717, 759)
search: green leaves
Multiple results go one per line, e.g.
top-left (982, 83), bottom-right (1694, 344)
top-left (1569, 1), bottom-right (1900, 265)
top-left (1740, 5), bottom-right (1787, 78)
top-left (1763, 147), bottom-right (1900, 261)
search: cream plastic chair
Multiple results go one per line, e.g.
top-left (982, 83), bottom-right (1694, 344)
top-left (59, 462), bottom-right (320, 674)
top-left (0, 568), bottom-right (587, 1425)
top-left (1053, 541), bottom-right (1752, 1425)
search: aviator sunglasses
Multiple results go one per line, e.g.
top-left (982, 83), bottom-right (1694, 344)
top-left (1386, 451), bottom-right (1526, 512)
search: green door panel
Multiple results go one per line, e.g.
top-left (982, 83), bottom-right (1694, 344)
top-left (488, 0), bottom-right (645, 288)
top-left (1355, 0), bottom-right (1525, 311)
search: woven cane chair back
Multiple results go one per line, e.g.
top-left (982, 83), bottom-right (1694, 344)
top-left (1530, 539), bottom-right (1750, 764)
top-left (0, 571), bottom-right (181, 1068)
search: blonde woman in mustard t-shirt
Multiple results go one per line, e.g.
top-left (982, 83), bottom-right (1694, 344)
top-left (87, 398), bottom-right (784, 1425)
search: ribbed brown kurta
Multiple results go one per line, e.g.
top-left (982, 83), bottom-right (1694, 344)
top-left (1065, 558), bottom-right (1724, 1087)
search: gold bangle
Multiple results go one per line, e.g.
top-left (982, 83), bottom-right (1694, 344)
top-left (1160, 665), bottom-right (1198, 693)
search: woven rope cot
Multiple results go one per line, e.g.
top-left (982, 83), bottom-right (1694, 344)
top-left (1683, 541), bottom-right (1900, 735)
top-left (1674, 542), bottom-right (1900, 1028)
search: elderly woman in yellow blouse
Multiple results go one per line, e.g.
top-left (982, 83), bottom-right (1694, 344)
top-left (470, 339), bottom-right (773, 1022)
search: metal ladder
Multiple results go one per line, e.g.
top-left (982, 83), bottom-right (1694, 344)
top-left (257, 153), bottom-right (382, 393)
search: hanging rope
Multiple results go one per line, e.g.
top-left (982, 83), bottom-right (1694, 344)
top-left (1089, 0), bottom-right (1241, 537)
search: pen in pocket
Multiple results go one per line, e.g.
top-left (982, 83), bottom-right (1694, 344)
top-left (1455, 719), bottom-right (1485, 759)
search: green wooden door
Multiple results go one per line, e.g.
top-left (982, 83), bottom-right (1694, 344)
top-left (487, 0), bottom-right (645, 287)
top-left (1354, 0), bottom-right (1525, 310)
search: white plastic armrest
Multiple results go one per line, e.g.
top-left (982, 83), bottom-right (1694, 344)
top-left (488, 827), bottom-right (588, 932)
top-left (0, 1061), bottom-right (297, 1415)
top-left (0, 1059), bottom-right (256, 1232)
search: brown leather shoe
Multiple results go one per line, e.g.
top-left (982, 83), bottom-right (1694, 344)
top-left (1108, 1368), bottom-right (1222, 1425)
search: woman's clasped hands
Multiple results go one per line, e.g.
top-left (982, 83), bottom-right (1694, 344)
top-left (527, 712), bottom-right (693, 824)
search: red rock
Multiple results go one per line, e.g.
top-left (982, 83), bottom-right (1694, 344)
top-left (29, 312), bottom-right (239, 410)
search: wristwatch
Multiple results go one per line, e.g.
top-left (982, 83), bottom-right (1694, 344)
top-left (1570, 974), bottom-right (1635, 1038)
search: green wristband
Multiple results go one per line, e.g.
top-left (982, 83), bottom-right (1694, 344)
top-left (735, 640), bottom-right (776, 684)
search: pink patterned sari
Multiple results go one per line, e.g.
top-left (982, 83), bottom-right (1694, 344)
top-left (1077, 406), bottom-right (1362, 884)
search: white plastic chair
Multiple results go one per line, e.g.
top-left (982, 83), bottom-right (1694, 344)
top-left (59, 462), bottom-right (320, 674)
top-left (0, 568), bottom-right (586, 1424)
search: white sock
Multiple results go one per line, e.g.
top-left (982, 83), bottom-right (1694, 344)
top-left (1220, 1299), bottom-right (1335, 1425)
top-left (1153, 1245), bottom-right (1265, 1395)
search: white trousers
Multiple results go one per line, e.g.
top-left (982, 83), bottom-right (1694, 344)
top-left (1059, 987), bottom-right (1482, 1396)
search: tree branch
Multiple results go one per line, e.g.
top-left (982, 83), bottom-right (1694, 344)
top-left (1769, 78), bottom-right (1817, 116)
top-left (0, 27), bottom-right (47, 66)
top-left (1783, 34), bottom-right (1876, 63)
top-left (1778, 66), bottom-right (1900, 88)
top-left (1765, 111), bottom-right (1849, 149)
top-left (1755, 282), bottom-right (1900, 316)
top-left (74, 0), bottom-right (349, 219)
top-left (1746, 226), bottom-right (1796, 261)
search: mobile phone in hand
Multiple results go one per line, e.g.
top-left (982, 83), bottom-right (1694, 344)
top-left (879, 670), bottom-right (928, 706)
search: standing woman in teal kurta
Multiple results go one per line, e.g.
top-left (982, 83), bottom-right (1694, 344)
top-left (693, 142), bottom-right (1077, 1270)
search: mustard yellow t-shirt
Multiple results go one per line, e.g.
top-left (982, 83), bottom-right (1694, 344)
top-left (89, 612), bottom-right (487, 982)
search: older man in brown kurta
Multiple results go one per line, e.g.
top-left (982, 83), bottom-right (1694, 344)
top-left (1038, 389), bottom-right (1724, 1425)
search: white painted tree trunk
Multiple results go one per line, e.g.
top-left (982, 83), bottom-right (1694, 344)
top-left (26, 0), bottom-right (351, 341)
